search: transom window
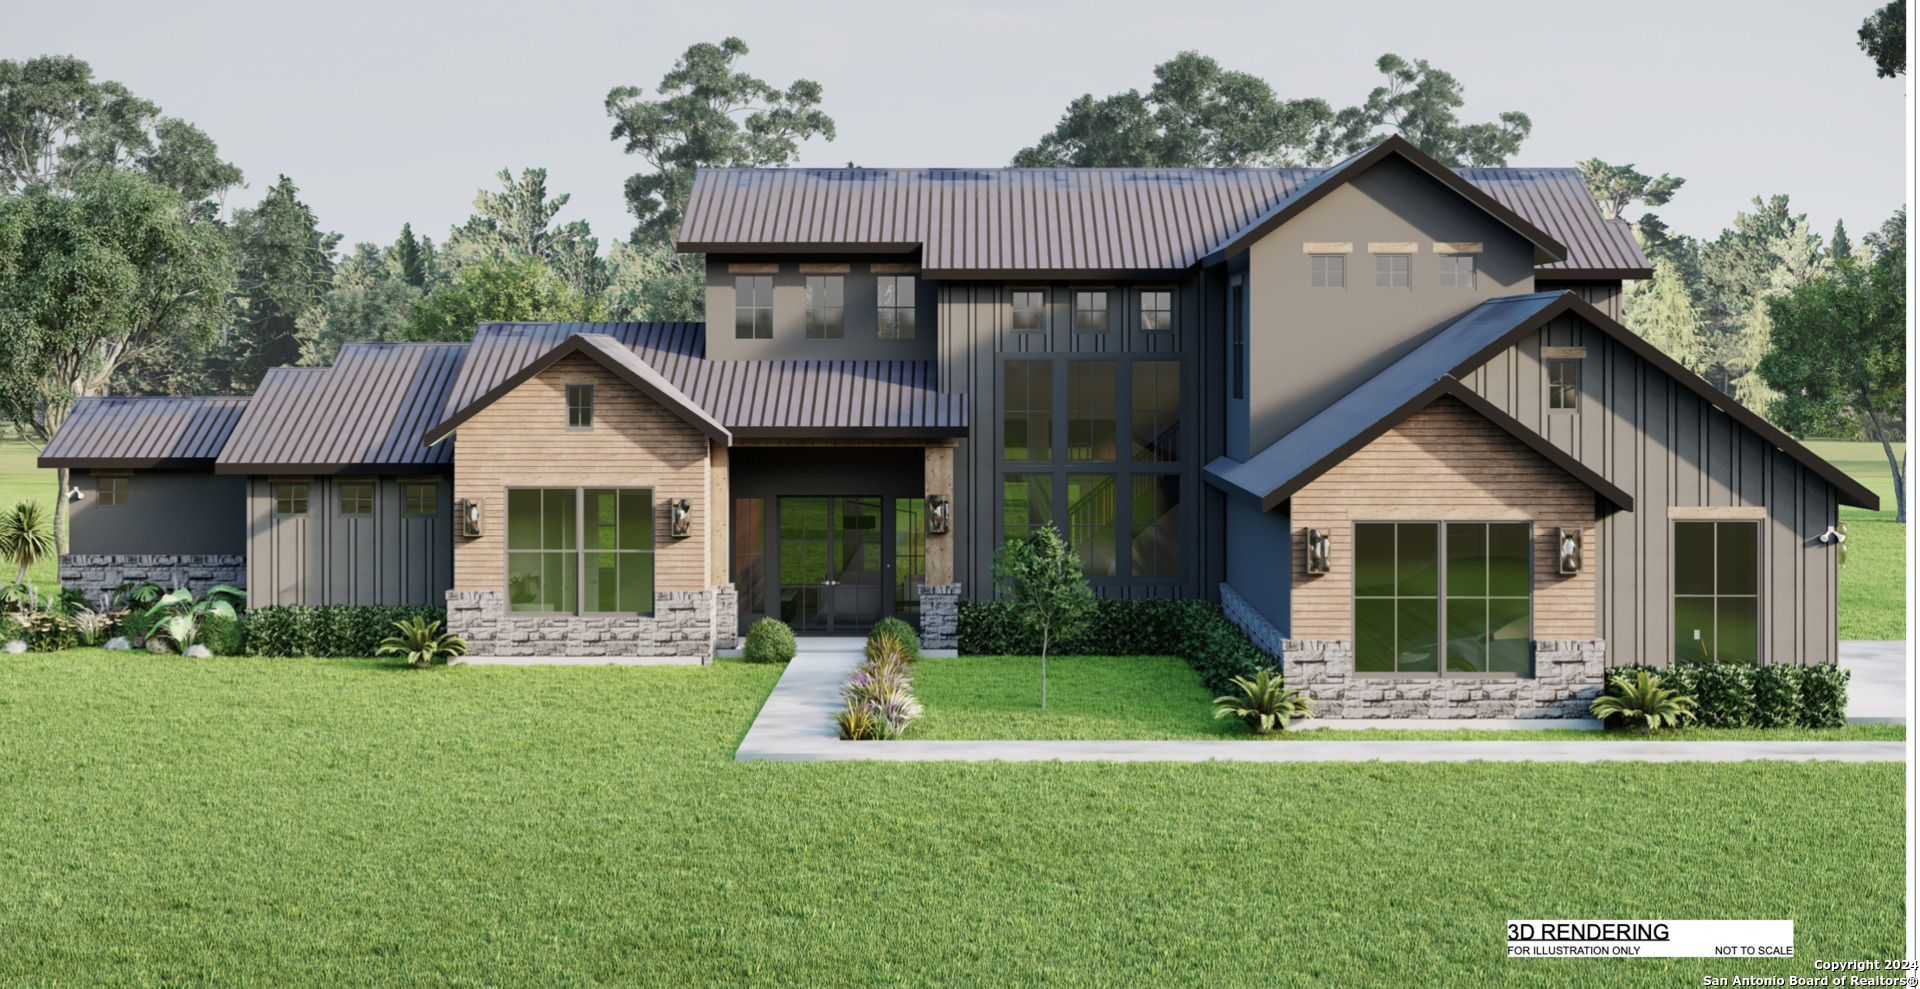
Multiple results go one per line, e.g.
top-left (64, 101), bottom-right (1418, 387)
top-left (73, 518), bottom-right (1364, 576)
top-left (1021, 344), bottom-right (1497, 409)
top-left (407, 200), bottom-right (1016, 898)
top-left (507, 487), bottom-right (655, 614)
top-left (97, 476), bottom-right (127, 507)
top-left (1140, 291), bottom-right (1172, 331)
top-left (404, 484), bottom-right (437, 515)
top-left (340, 483), bottom-right (373, 515)
top-left (734, 275), bottom-right (772, 339)
top-left (274, 483), bottom-right (309, 516)
top-left (1011, 290), bottom-right (1046, 332)
top-left (1354, 521), bottom-right (1532, 675)
top-left (1548, 360), bottom-right (1580, 411)
top-left (1002, 361), bottom-right (1053, 462)
top-left (1311, 254), bottom-right (1345, 288)
top-left (877, 274), bottom-right (916, 339)
top-left (1375, 254), bottom-right (1411, 288)
top-left (1073, 291), bottom-right (1108, 332)
top-left (1065, 361), bottom-right (1116, 462)
top-left (1130, 361), bottom-right (1180, 462)
top-left (806, 275), bottom-right (845, 339)
top-left (1439, 254), bottom-right (1475, 288)
top-left (566, 384), bottom-right (594, 429)
top-left (1674, 521), bottom-right (1758, 665)
top-left (1130, 475), bottom-right (1180, 576)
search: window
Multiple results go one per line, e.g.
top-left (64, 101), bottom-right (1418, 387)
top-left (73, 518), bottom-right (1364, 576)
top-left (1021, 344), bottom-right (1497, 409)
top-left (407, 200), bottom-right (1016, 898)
top-left (734, 275), bottom-right (772, 339)
top-left (1229, 281), bottom-right (1246, 401)
top-left (340, 483), bottom-right (373, 515)
top-left (1375, 254), bottom-right (1410, 288)
top-left (1439, 254), bottom-right (1475, 288)
top-left (1130, 361), bottom-right (1180, 462)
top-left (507, 488), bottom-right (654, 614)
top-left (1065, 361), bottom-right (1116, 462)
top-left (1311, 255), bottom-right (1345, 288)
top-left (1011, 290), bottom-right (1046, 332)
top-left (404, 484), bottom-right (437, 515)
top-left (1130, 475), bottom-right (1180, 577)
top-left (877, 274), bottom-right (915, 339)
top-left (805, 275), bottom-right (845, 339)
top-left (1354, 521), bottom-right (1532, 675)
top-left (734, 498), bottom-right (765, 616)
top-left (894, 498), bottom-right (925, 619)
top-left (274, 483), bottom-right (308, 515)
top-left (1674, 521), bottom-right (1759, 665)
top-left (567, 384), bottom-right (594, 429)
top-left (1066, 475), bottom-right (1117, 576)
top-left (1002, 361), bottom-right (1052, 462)
top-left (1073, 290), bottom-right (1108, 332)
top-left (1140, 290), bottom-right (1172, 331)
top-left (97, 476), bottom-right (127, 507)
top-left (1548, 360), bottom-right (1580, 411)
top-left (1002, 475), bottom-right (1053, 548)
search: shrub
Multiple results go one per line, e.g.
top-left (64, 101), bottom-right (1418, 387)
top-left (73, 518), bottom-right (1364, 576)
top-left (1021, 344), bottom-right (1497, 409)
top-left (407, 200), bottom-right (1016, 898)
top-left (742, 617), bottom-right (797, 664)
top-left (958, 597), bottom-right (1276, 694)
top-left (200, 612), bottom-right (247, 656)
top-left (1799, 664), bottom-right (1851, 729)
top-left (1590, 670), bottom-right (1698, 734)
top-left (1749, 664), bottom-right (1804, 729)
top-left (245, 605), bottom-right (448, 657)
top-left (68, 607), bottom-right (117, 647)
top-left (375, 617), bottom-right (468, 668)
top-left (1599, 661), bottom-right (1846, 731)
top-left (1687, 663), bottom-right (1755, 729)
top-left (16, 612), bottom-right (77, 652)
top-left (866, 617), bottom-right (921, 658)
top-left (1212, 670), bottom-right (1314, 735)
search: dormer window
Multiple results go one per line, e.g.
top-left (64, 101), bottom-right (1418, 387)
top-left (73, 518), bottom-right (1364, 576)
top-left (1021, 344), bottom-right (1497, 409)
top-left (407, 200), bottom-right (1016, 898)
top-left (806, 275), bottom-right (845, 339)
top-left (877, 274), bottom-right (915, 339)
top-left (735, 275), bottom-right (772, 339)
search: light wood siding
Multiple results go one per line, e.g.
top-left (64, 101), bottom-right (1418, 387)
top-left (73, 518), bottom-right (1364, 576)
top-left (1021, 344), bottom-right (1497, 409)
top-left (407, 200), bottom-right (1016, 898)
top-left (452, 353), bottom-right (712, 593)
top-left (1458, 314), bottom-right (1839, 666)
top-left (1290, 396), bottom-right (1596, 640)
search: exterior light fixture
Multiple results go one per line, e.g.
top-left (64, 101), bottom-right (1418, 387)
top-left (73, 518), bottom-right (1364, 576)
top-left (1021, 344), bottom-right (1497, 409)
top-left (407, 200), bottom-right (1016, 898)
top-left (670, 498), bottom-right (693, 539)
top-left (460, 498), bottom-right (483, 537)
top-left (66, 486), bottom-right (84, 501)
top-left (1304, 528), bottom-right (1332, 575)
top-left (1821, 522), bottom-right (1849, 568)
top-left (926, 494), bottom-right (951, 534)
top-left (1557, 527), bottom-right (1581, 575)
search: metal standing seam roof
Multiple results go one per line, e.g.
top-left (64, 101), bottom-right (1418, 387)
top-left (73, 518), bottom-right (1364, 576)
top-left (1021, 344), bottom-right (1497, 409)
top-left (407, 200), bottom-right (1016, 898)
top-left (215, 342), bottom-right (467, 473)
top-left (38, 395), bottom-right (250, 468)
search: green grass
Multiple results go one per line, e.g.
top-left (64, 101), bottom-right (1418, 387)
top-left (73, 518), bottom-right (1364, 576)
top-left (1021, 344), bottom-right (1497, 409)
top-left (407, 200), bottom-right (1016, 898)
top-left (0, 438), bottom-right (60, 588)
top-left (913, 655), bottom-right (1904, 742)
top-left (0, 650), bottom-right (1903, 986)
top-left (1803, 439), bottom-right (1907, 639)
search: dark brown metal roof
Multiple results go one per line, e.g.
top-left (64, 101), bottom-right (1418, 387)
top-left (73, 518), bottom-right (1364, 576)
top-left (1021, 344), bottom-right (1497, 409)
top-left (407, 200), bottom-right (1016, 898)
top-left (216, 343), bottom-right (466, 473)
top-left (39, 395), bottom-right (249, 469)
top-left (435, 322), bottom-right (966, 438)
top-left (1459, 168), bottom-right (1650, 279)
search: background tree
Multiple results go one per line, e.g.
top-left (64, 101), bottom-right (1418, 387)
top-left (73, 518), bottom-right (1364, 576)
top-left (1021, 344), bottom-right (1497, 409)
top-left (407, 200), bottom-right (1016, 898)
top-left (396, 222), bottom-right (430, 288)
top-left (603, 239), bottom-right (704, 322)
top-left (1324, 54), bottom-right (1532, 166)
top-left (1831, 219), bottom-right (1853, 261)
top-left (1577, 159), bottom-right (1686, 223)
top-left (989, 526), bottom-right (1096, 710)
top-left (1623, 258), bottom-right (1709, 374)
top-left (408, 256), bottom-right (607, 343)
top-left (606, 37), bottom-right (835, 244)
top-left (219, 176), bottom-right (338, 391)
top-left (294, 279), bottom-right (422, 366)
top-left (1859, 0), bottom-right (1906, 77)
top-left (445, 167), bottom-right (604, 295)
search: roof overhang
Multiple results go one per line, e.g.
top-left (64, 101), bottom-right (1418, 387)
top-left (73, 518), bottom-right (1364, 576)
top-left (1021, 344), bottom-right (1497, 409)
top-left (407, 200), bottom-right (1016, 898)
top-left (39, 457), bottom-right (218, 470)
top-left (679, 242), bottom-right (920, 255)
top-left (215, 461), bottom-right (450, 476)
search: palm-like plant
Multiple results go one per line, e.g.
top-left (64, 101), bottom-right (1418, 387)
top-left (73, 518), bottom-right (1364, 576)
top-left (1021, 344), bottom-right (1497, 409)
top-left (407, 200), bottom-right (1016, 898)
top-left (0, 500), bottom-right (55, 584)
top-left (375, 616), bottom-right (468, 668)
top-left (1212, 669), bottom-right (1314, 735)
top-left (1590, 670), bottom-right (1698, 734)
top-left (143, 585), bottom-right (245, 649)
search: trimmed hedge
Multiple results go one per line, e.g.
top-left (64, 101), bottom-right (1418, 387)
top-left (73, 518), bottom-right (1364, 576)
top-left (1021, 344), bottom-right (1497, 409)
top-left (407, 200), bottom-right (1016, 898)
top-left (743, 617), bottom-right (798, 664)
top-left (958, 597), bottom-right (1277, 693)
top-left (1601, 662), bottom-right (1849, 730)
top-left (246, 605), bottom-right (447, 658)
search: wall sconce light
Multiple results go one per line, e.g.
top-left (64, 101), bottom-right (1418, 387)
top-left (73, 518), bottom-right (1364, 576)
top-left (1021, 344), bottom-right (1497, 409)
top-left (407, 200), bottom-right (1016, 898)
top-left (1557, 527), bottom-right (1582, 575)
top-left (66, 486), bottom-right (84, 501)
top-left (1820, 522), bottom-right (1849, 568)
top-left (926, 494), bottom-right (951, 534)
top-left (460, 497), bottom-right (483, 538)
top-left (670, 498), bottom-right (693, 539)
top-left (1304, 528), bottom-right (1332, 575)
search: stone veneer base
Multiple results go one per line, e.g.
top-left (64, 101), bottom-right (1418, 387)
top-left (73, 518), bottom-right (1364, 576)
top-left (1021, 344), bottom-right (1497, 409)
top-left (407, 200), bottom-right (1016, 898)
top-left (919, 583), bottom-right (961, 650)
top-left (1219, 582), bottom-right (1286, 657)
top-left (447, 585), bottom-right (735, 664)
top-left (59, 554), bottom-right (245, 606)
top-left (1282, 638), bottom-right (1607, 719)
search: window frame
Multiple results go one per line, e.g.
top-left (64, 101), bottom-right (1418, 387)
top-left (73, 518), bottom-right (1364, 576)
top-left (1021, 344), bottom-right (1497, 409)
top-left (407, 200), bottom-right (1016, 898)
top-left (566, 383), bottom-right (594, 430)
top-left (876, 274), bottom-right (916, 340)
top-left (805, 275), bottom-right (845, 339)
top-left (734, 275), bottom-right (773, 340)
top-left (339, 482), bottom-right (374, 516)
top-left (1547, 360), bottom-right (1580, 413)
top-left (505, 485), bottom-right (657, 617)
top-left (1310, 254), bottom-right (1346, 289)
top-left (1072, 290), bottom-right (1109, 333)
top-left (1374, 254), bottom-right (1411, 289)
top-left (404, 483), bottom-right (438, 516)
top-left (1229, 279), bottom-right (1246, 401)
top-left (1672, 520), bottom-right (1761, 665)
top-left (1139, 290), bottom-right (1173, 332)
top-left (97, 476), bottom-right (128, 508)
top-left (1351, 519), bottom-right (1534, 678)
top-left (1438, 253), bottom-right (1475, 289)
top-left (273, 482), bottom-right (309, 516)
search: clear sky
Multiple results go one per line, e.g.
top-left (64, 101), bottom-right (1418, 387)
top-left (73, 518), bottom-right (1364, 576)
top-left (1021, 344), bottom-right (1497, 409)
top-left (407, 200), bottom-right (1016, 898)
top-left (11, 0), bottom-right (1909, 253)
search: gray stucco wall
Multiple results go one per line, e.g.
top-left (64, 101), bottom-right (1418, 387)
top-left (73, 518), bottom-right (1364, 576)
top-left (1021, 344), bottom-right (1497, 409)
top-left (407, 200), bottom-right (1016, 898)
top-left (704, 255), bottom-right (938, 362)
top-left (70, 471), bottom-right (245, 555)
top-left (247, 475), bottom-right (453, 607)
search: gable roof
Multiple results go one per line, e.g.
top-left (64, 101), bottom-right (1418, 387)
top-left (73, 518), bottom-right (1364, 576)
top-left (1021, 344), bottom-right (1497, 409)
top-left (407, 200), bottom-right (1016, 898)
top-left (676, 140), bottom-right (1645, 279)
top-left (39, 395), bottom-right (249, 469)
top-left (1204, 291), bottom-right (1878, 512)
top-left (424, 333), bottom-right (730, 446)
top-left (215, 343), bottom-right (465, 474)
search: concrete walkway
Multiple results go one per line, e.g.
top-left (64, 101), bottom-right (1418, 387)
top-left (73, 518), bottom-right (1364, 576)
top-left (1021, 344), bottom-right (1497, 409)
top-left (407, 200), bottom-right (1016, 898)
top-left (735, 639), bottom-right (1909, 764)
top-left (1840, 640), bottom-right (1908, 724)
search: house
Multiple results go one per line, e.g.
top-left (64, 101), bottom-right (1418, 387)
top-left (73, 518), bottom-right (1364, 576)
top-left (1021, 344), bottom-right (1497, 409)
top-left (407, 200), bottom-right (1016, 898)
top-left (41, 136), bottom-right (1875, 716)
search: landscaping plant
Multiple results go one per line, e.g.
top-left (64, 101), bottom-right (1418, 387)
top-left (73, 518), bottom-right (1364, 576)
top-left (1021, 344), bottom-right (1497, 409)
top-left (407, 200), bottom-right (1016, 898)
top-left (834, 634), bottom-right (923, 739)
top-left (374, 616), bottom-right (468, 668)
top-left (1590, 670), bottom-right (1698, 734)
top-left (742, 617), bottom-right (797, 664)
top-left (988, 526), bottom-right (1095, 709)
top-left (67, 605), bottom-right (116, 646)
top-left (957, 597), bottom-right (1278, 694)
top-left (866, 616), bottom-right (921, 658)
top-left (1211, 669), bottom-right (1314, 735)
top-left (0, 500), bottom-right (55, 584)
top-left (831, 700), bottom-right (880, 741)
top-left (142, 585), bottom-right (245, 652)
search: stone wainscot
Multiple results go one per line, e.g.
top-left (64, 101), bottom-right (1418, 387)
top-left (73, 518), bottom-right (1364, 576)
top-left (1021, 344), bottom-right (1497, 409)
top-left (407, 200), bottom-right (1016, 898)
top-left (59, 553), bottom-right (246, 607)
top-left (447, 584), bottom-right (737, 665)
top-left (1279, 638), bottom-right (1607, 719)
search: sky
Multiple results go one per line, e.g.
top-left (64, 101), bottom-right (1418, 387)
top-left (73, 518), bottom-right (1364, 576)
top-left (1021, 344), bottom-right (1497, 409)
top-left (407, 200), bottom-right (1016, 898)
top-left (9, 0), bottom-right (1910, 254)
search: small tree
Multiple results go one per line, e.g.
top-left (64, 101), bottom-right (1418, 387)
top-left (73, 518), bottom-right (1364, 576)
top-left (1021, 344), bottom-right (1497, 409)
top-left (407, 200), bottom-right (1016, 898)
top-left (989, 526), bottom-right (1096, 709)
top-left (0, 499), bottom-right (54, 583)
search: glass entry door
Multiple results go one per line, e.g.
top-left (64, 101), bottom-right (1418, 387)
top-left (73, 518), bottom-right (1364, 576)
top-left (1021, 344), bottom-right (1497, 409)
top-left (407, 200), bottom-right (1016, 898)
top-left (778, 496), bottom-right (884, 633)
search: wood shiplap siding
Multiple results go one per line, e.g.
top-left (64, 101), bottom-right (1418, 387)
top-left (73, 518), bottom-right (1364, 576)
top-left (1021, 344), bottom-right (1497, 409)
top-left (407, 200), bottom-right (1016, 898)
top-left (1291, 396), bottom-right (1596, 640)
top-left (453, 354), bottom-right (711, 593)
top-left (246, 476), bottom-right (452, 606)
top-left (1459, 314), bottom-right (1839, 666)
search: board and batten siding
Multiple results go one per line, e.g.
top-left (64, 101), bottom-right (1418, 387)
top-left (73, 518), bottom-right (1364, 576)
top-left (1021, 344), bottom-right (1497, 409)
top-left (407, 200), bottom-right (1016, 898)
top-left (246, 475), bottom-right (452, 606)
top-left (1458, 311), bottom-right (1839, 667)
top-left (452, 353), bottom-right (712, 595)
top-left (1290, 395), bottom-right (1597, 641)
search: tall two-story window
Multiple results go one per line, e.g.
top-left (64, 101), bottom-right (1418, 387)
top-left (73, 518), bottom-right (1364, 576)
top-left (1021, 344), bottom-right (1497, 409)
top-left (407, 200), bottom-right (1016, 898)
top-left (507, 488), bottom-right (655, 615)
top-left (806, 275), bottom-right (845, 338)
top-left (1439, 254), bottom-right (1475, 288)
top-left (1002, 475), bottom-right (1053, 548)
top-left (1130, 475), bottom-right (1179, 576)
top-left (1311, 255), bottom-right (1345, 288)
top-left (1065, 361), bottom-right (1116, 462)
top-left (735, 276), bottom-right (772, 339)
top-left (1066, 475), bottom-right (1117, 576)
top-left (1003, 361), bottom-right (1052, 462)
top-left (1073, 291), bottom-right (1108, 331)
top-left (877, 275), bottom-right (915, 339)
top-left (1375, 255), bottom-right (1410, 288)
top-left (1140, 291), bottom-right (1172, 331)
top-left (1130, 361), bottom-right (1180, 462)
top-left (1011, 290), bottom-right (1046, 332)
top-left (566, 384), bottom-right (594, 429)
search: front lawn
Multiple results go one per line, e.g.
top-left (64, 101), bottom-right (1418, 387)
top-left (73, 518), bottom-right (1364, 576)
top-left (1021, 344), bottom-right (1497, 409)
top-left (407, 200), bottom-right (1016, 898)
top-left (0, 650), bottom-right (1902, 986)
top-left (1804, 439), bottom-right (1907, 640)
top-left (911, 655), bottom-right (1904, 742)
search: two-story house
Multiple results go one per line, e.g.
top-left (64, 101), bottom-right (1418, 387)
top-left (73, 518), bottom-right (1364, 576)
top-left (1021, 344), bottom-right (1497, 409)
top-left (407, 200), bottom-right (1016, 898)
top-left (44, 136), bottom-right (1875, 718)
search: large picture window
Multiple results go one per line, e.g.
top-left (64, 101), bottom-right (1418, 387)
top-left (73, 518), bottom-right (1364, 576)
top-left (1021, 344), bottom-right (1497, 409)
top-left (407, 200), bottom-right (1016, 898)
top-left (1065, 361), bottom-right (1116, 462)
top-left (1674, 521), bottom-right (1758, 664)
top-left (1355, 521), bottom-right (1531, 675)
top-left (1130, 361), bottom-right (1180, 462)
top-left (1002, 361), bottom-right (1052, 462)
top-left (1066, 475), bottom-right (1117, 576)
top-left (1130, 475), bottom-right (1179, 576)
top-left (507, 487), bottom-right (654, 614)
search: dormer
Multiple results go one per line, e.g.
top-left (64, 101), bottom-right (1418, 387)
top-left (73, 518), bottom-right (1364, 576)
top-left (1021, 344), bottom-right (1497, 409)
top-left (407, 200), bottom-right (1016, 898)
top-left (701, 256), bottom-right (937, 361)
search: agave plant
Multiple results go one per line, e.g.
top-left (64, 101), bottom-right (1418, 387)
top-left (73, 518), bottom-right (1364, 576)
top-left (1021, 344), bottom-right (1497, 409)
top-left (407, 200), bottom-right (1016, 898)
top-left (0, 500), bottom-right (55, 584)
top-left (375, 616), bottom-right (468, 668)
top-left (1590, 670), bottom-right (1698, 734)
top-left (1212, 669), bottom-right (1314, 735)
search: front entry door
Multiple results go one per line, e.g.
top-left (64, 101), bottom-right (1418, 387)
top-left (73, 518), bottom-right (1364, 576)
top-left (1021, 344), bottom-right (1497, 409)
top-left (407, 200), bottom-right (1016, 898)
top-left (778, 496), bottom-right (884, 633)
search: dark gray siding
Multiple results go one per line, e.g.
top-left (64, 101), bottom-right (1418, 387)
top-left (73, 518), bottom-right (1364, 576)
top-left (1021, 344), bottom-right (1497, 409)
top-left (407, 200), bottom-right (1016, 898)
top-left (1536, 279), bottom-right (1621, 321)
top-left (1225, 499), bottom-right (1290, 632)
top-left (70, 471), bottom-right (245, 555)
top-left (1460, 313), bottom-right (1840, 666)
top-left (704, 257), bottom-right (938, 362)
top-left (246, 476), bottom-right (452, 607)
